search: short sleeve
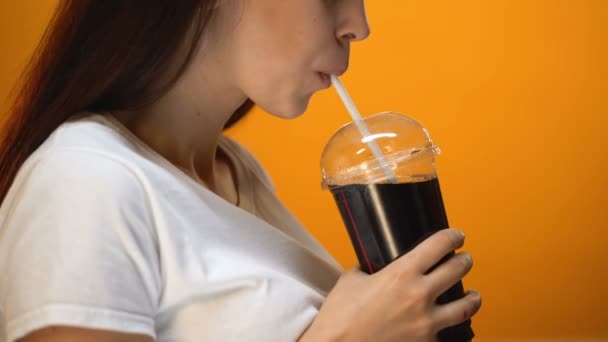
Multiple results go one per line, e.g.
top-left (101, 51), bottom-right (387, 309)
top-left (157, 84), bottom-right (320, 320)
top-left (0, 148), bottom-right (161, 341)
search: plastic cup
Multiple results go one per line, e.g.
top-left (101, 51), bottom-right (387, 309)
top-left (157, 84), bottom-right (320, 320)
top-left (321, 112), bottom-right (474, 341)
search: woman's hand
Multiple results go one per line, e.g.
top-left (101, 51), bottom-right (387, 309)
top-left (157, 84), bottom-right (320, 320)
top-left (299, 228), bottom-right (481, 342)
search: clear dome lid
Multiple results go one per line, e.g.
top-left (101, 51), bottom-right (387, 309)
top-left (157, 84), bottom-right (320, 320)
top-left (320, 112), bottom-right (441, 188)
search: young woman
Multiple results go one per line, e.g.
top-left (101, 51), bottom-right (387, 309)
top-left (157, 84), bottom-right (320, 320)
top-left (0, 1), bottom-right (481, 341)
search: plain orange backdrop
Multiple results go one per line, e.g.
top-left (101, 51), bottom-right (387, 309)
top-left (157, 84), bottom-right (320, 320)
top-left (1, 1), bottom-right (606, 340)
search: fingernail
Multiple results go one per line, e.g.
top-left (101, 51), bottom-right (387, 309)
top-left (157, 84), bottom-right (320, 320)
top-left (453, 228), bottom-right (465, 238)
top-left (467, 289), bottom-right (480, 297)
top-left (461, 252), bottom-right (473, 267)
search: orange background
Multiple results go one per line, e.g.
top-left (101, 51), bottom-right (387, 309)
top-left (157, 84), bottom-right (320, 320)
top-left (1, 1), bottom-right (606, 340)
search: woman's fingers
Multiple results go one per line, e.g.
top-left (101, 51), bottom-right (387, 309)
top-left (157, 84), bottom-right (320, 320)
top-left (388, 228), bottom-right (465, 275)
top-left (432, 289), bottom-right (482, 331)
top-left (425, 252), bottom-right (473, 298)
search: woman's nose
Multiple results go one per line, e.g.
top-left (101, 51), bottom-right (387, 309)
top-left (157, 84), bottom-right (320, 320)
top-left (336, 0), bottom-right (371, 43)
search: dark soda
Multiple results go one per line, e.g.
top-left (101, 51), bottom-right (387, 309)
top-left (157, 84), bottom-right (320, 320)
top-left (330, 178), bottom-right (474, 341)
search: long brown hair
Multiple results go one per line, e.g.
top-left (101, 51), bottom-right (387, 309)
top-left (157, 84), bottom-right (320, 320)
top-left (0, 1), bottom-right (254, 203)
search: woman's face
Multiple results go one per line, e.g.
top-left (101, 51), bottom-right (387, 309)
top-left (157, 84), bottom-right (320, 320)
top-left (211, 0), bottom-right (370, 118)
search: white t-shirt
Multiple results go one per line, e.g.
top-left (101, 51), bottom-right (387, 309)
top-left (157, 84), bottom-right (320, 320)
top-left (0, 113), bottom-right (343, 342)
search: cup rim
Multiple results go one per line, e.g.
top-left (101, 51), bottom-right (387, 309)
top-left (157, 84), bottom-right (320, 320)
top-left (321, 145), bottom-right (441, 189)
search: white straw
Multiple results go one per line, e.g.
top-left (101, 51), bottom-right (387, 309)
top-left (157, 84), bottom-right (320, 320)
top-left (330, 75), bottom-right (398, 183)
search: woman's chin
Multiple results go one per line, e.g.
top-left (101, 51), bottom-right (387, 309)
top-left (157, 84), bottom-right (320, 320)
top-left (260, 96), bottom-right (311, 120)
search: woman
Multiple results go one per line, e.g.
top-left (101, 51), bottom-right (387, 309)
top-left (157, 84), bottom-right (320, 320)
top-left (0, 1), bottom-right (481, 341)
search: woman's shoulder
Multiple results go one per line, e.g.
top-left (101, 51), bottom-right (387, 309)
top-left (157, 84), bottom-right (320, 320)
top-left (2, 112), bottom-right (157, 215)
top-left (4, 142), bottom-right (150, 219)
top-left (11, 112), bottom-right (144, 181)
top-left (47, 111), bottom-right (142, 157)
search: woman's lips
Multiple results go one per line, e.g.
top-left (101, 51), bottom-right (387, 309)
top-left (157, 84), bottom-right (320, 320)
top-left (319, 72), bottom-right (332, 88)
top-left (318, 67), bottom-right (347, 88)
